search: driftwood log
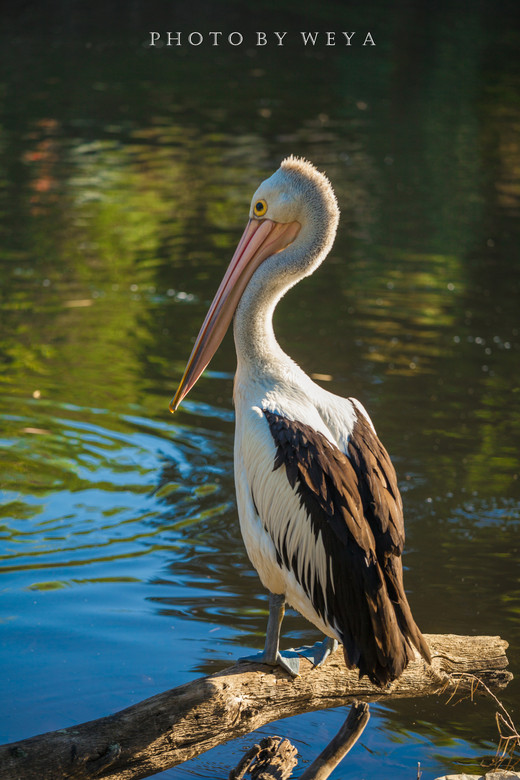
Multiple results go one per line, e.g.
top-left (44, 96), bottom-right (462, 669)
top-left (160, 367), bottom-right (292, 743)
top-left (299, 700), bottom-right (371, 780)
top-left (0, 634), bottom-right (511, 780)
top-left (229, 735), bottom-right (299, 779)
top-left (228, 701), bottom-right (370, 780)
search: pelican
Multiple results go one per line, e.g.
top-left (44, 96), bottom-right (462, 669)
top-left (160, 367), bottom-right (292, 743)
top-left (170, 157), bottom-right (430, 685)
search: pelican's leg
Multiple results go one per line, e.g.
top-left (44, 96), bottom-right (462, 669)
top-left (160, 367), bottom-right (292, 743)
top-left (262, 592), bottom-right (285, 660)
top-left (238, 592), bottom-right (301, 677)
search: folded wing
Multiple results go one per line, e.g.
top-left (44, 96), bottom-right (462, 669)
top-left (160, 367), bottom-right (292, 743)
top-left (263, 408), bottom-right (431, 686)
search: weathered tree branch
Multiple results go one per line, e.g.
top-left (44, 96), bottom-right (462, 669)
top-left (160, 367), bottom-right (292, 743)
top-left (0, 634), bottom-right (511, 780)
top-left (229, 702), bottom-right (370, 780)
top-left (300, 701), bottom-right (370, 780)
top-left (299, 701), bottom-right (370, 780)
top-left (229, 736), bottom-right (298, 780)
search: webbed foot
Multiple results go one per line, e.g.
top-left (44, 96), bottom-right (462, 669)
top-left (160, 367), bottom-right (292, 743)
top-left (238, 649), bottom-right (301, 677)
top-left (292, 636), bottom-right (339, 667)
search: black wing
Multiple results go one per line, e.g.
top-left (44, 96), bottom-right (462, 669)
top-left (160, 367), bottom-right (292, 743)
top-left (263, 408), bottom-right (430, 686)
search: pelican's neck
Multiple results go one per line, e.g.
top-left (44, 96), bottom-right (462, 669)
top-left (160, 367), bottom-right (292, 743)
top-left (233, 276), bottom-right (288, 377)
top-left (232, 221), bottom-right (333, 382)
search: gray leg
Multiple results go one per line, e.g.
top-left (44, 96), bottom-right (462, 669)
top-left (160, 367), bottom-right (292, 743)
top-left (263, 592), bottom-right (285, 662)
top-left (239, 592), bottom-right (301, 677)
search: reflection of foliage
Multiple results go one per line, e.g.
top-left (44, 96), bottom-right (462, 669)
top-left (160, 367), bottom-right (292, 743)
top-left (69, 142), bottom-right (176, 273)
top-left (464, 372), bottom-right (520, 495)
top-left (344, 247), bottom-right (465, 376)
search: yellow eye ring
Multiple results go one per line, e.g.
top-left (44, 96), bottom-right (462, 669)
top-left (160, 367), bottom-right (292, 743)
top-left (253, 199), bottom-right (268, 218)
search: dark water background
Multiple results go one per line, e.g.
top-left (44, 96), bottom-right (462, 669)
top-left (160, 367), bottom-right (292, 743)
top-left (1, 2), bottom-right (519, 777)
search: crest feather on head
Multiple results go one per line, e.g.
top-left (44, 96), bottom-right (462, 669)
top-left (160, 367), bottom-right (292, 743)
top-left (280, 156), bottom-right (339, 215)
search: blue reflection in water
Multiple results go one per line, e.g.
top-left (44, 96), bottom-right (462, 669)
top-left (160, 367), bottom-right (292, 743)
top-left (0, 398), bottom-right (239, 744)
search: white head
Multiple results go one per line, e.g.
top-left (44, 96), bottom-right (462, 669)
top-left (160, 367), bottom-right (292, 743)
top-left (248, 156), bottom-right (339, 273)
top-left (170, 157), bottom-right (340, 411)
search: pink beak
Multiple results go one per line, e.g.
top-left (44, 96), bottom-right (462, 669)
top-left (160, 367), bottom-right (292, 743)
top-left (170, 217), bottom-right (300, 412)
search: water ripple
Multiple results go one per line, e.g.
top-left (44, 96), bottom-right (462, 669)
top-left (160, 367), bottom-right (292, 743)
top-left (0, 397), bottom-right (234, 588)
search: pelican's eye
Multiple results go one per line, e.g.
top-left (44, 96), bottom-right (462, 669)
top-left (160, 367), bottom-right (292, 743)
top-left (253, 199), bottom-right (268, 218)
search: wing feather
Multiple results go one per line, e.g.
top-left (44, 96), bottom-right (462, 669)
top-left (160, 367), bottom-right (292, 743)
top-left (263, 408), bottom-right (430, 686)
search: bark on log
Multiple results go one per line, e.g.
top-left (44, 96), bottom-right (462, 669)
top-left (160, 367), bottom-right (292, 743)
top-left (0, 634), bottom-right (511, 780)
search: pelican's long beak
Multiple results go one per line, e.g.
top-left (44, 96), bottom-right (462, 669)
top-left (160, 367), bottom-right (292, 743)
top-left (170, 217), bottom-right (300, 412)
